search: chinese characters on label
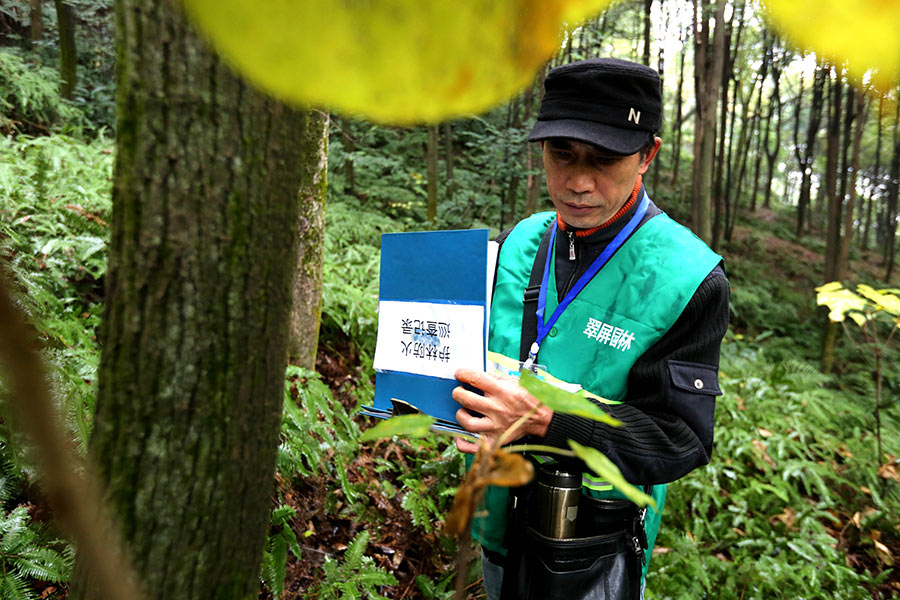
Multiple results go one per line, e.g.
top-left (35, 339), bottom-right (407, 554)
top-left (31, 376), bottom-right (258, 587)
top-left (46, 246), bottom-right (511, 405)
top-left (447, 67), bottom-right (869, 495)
top-left (399, 319), bottom-right (452, 362)
top-left (583, 317), bottom-right (635, 352)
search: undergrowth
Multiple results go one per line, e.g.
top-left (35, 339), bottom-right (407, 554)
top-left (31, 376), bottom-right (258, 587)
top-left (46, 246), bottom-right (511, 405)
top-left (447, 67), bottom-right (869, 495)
top-left (647, 335), bottom-right (900, 599)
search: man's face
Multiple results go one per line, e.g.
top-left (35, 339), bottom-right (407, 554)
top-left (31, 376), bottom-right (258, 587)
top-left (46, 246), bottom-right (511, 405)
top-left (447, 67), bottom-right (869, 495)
top-left (541, 138), bottom-right (660, 229)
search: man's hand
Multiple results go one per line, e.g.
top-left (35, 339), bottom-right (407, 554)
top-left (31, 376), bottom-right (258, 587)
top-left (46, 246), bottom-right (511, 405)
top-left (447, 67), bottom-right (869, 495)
top-left (452, 368), bottom-right (553, 454)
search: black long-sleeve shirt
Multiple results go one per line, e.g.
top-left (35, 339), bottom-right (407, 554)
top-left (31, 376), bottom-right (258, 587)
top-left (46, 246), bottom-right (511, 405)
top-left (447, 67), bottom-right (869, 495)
top-left (530, 194), bottom-right (730, 485)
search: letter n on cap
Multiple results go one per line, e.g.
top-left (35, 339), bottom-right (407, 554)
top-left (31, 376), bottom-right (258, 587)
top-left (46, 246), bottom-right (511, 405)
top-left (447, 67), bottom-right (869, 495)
top-left (628, 107), bottom-right (641, 125)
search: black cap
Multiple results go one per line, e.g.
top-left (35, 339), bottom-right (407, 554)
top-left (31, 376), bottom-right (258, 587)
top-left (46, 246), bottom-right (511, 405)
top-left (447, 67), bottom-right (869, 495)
top-left (528, 58), bottom-right (662, 155)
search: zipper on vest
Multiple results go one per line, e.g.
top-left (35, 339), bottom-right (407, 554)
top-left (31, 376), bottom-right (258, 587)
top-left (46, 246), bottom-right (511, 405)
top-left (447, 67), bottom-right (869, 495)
top-left (568, 231), bottom-right (575, 261)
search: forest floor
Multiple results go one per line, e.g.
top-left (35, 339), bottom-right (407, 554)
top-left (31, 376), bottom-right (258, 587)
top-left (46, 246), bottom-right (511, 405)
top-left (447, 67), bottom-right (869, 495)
top-left (266, 342), bottom-right (476, 600)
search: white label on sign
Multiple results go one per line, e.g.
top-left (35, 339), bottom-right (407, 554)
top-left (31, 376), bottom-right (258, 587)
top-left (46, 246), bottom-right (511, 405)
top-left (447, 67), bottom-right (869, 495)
top-left (373, 300), bottom-right (485, 380)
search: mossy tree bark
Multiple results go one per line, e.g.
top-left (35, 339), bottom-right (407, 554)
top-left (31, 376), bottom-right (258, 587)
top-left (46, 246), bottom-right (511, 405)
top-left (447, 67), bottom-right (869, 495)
top-left (69, 0), bottom-right (313, 598)
top-left (288, 110), bottom-right (329, 369)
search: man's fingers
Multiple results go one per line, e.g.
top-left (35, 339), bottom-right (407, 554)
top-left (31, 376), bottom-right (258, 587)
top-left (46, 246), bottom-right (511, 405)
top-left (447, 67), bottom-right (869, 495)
top-left (455, 437), bottom-right (479, 454)
top-left (455, 407), bottom-right (495, 433)
top-left (455, 368), bottom-right (505, 395)
top-left (451, 385), bottom-right (494, 415)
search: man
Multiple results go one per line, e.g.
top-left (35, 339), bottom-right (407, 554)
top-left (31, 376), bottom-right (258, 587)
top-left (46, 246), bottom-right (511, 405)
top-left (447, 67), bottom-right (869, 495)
top-left (452, 58), bottom-right (729, 599)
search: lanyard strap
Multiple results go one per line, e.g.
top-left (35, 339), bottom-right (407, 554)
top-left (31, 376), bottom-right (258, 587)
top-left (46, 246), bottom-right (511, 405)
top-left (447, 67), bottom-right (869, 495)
top-left (524, 191), bottom-right (649, 368)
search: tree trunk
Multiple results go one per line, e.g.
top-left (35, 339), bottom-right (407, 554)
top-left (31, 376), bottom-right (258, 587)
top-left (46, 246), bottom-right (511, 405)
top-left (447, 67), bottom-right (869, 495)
top-left (30, 0), bottom-right (43, 44)
top-left (762, 49), bottom-right (782, 211)
top-left (642, 0), bottom-right (653, 66)
top-left (690, 0), bottom-right (726, 243)
top-left (838, 91), bottom-right (868, 279)
top-left (443, 120), bottom-right (454, 203)
top-left (885, 99), bottom-right (900, 282)
top-left (823, 69), bottom-right (843, 282)
top-left (523, 66), bottom-right (547, 218)
top-left (821, 67), bottom-right (843, 374)
top-left (795, 64), bottom-right (826, 236)
top-left (54, 0), bottom-right (76, 99)
top-left (70, 0), bottom-right (312, 597)
top-left (426, 124), bottom-right (439, 226)
top-left (670, 41), bottom-right (686, 185)
top-left (288, 111), bottom-right (329, 369)
top-left (749, 30), bottom-right (773, 213)
top-left (861, 97), bottom-right (883, 250)
top-left (652, 36), bottom-right (664, 192)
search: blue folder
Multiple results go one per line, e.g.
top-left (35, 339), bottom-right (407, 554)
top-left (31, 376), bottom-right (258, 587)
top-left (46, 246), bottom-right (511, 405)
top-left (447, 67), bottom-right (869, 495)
top-left (362, 229), bottom-right (491, 433)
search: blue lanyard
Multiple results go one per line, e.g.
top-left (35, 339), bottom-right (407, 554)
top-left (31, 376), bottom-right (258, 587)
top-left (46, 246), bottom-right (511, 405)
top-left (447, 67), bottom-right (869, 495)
top-left (524, 191), bottom-right (650, 369)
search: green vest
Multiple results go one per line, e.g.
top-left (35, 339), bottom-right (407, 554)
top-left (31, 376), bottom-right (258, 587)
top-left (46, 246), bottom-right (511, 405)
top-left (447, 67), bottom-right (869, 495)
top-left (473, 208), bottom-right (722, 576)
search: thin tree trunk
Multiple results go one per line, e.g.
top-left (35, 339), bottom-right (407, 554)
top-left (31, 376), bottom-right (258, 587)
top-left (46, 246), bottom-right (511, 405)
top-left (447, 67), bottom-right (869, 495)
top-left (795, 65), bottom-right (826, 236)
top-left (725, 65), bottom-right (760, 242)
top-left (838, 91), bottom-right (868, 279)
top-left (288, 111), bottom-right (329, 369)
top-left (426, 124), bottom-right (439, 227)
top-left (763, 51), bottom-right (782, 211)
top-left (642, 0), bottom-right (653, 66)
top-left (749, 30), bottom-right (773, 213)
top-left (444, 121), bottom-right (454, 181)
top-left (821, 67), bottom-right (844, 374)
top-left (523, 66), bottom-right (547, 218)
top-left (861, 97), bottom-right (883, 251)
top-left (711, 14), bottom-right (732, 250)
top-left (54, 0), bottom-right (76, 98)
top-left (670, 42), bottom-right (686, 185)
top-left (885, 97), bottom-right (900, 282)
top-left (30, 0), bottom-right (43, 44)
top-left (70, 0), bottom-right (313, 596)
top-left (691, 0), bottom-right (726, 243)
top-left (824, 69), bottom-right (843, 282)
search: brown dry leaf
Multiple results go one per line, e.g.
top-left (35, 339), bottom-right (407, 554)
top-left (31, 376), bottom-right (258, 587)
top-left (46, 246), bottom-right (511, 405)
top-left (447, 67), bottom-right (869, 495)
top-left (484, 450), bottom-right (535, 488)
top-left (653, 547), bottom-right (670, 555)
top-left (752, 439), bottom-right (776, 468)
top-left (851, 511), bottom-right (863, 529)
top-left (771, 507), bottom-right (796, 529)
top-left (837, 443), bottom-right (853, 459)
top-left (877, 461), bottom-right (900, 482)
top-left (758, 427), bottom-right (773, 438)
top-left (871, 530), bottom-right (895, 565)
top-left (737, 397), bottom-right (746, 411)
top-left (714, 552), bottom-right (731, 562)
top-left (444, 473), bottom-right (476, 536)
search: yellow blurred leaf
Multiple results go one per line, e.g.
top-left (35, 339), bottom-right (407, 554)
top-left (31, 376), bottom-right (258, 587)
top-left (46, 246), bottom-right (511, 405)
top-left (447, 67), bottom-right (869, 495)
top-left (848, 311), bottom-right (868, 327)
top-left (816, 282), bottom-right (867, 323)
top-left (763, 0), bottom-right (900, 89)
top-left (183, 0), bottom-right (613, 124)
top-left (858, 284), bottom-right (900, 316)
